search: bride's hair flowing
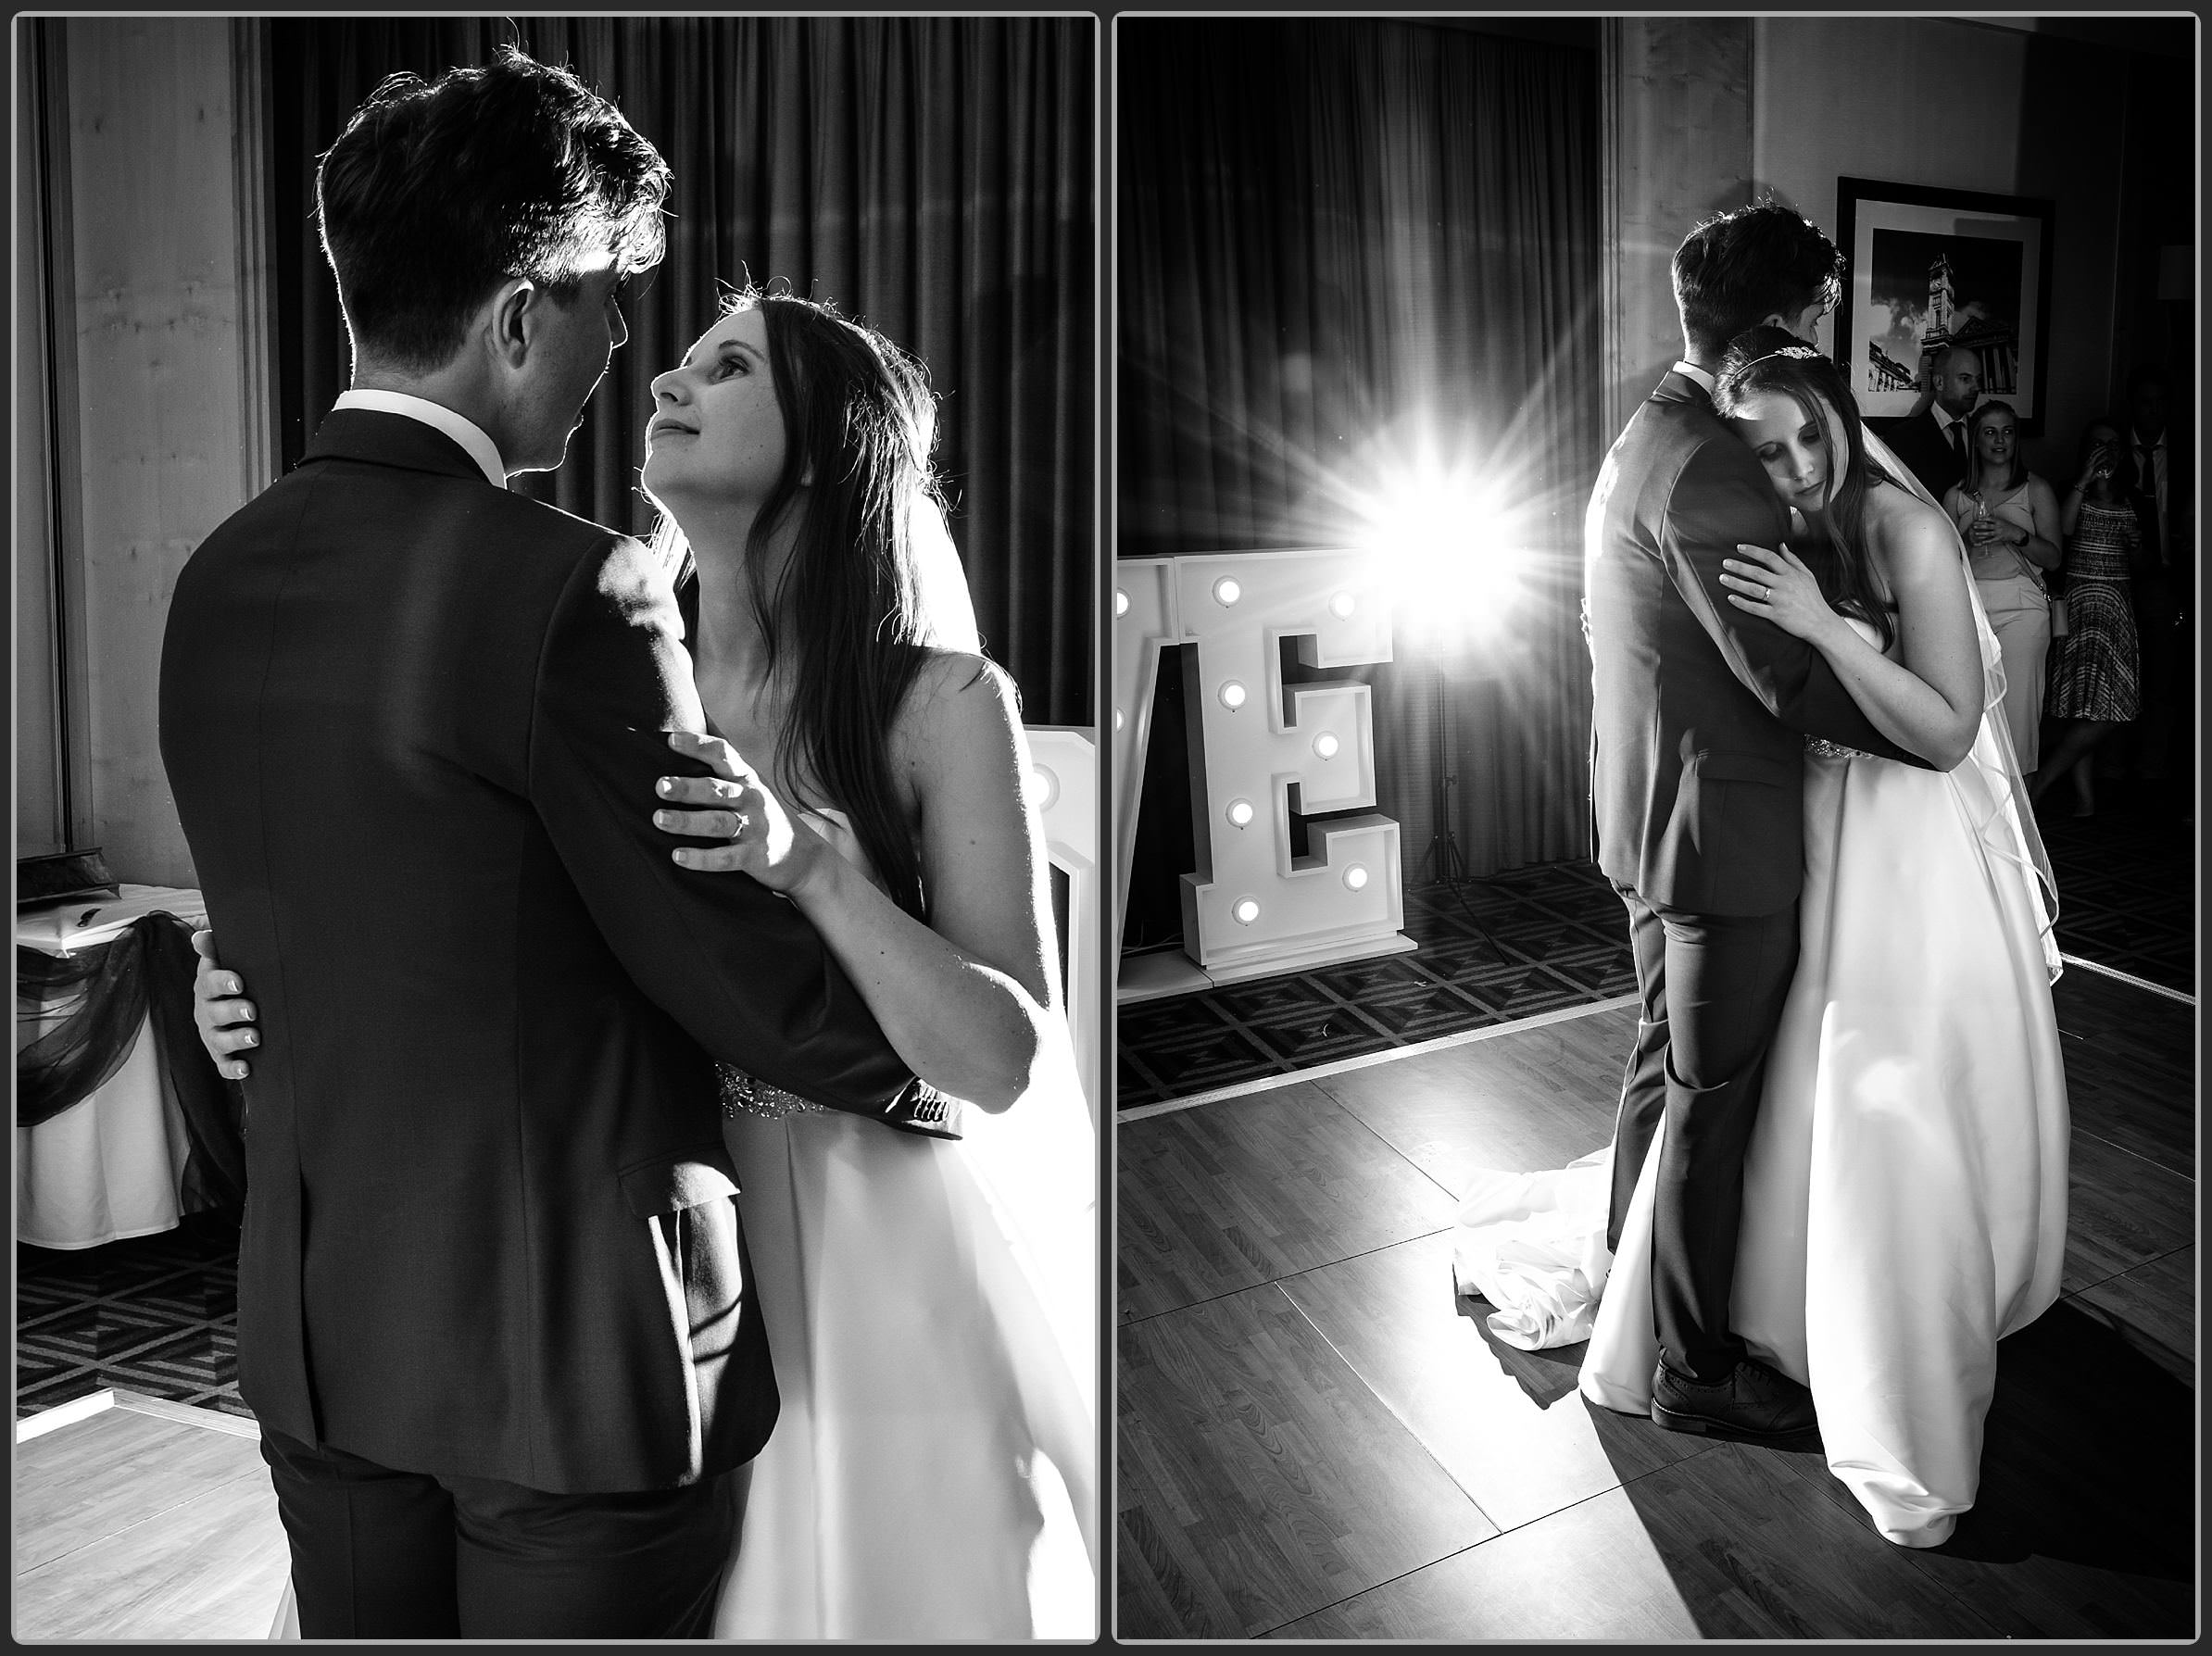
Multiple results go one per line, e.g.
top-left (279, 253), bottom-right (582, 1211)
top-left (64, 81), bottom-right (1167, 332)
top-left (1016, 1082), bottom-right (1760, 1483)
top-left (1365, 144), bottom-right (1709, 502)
top-left (648, 290), bottom-right (946, 921)
top-left (1715, 325), bottom-right (1900, 652)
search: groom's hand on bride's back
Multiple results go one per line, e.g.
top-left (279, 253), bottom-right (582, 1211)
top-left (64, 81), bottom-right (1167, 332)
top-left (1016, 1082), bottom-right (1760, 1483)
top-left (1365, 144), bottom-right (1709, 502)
top-left (190, 929), bottom-right (260, 1081)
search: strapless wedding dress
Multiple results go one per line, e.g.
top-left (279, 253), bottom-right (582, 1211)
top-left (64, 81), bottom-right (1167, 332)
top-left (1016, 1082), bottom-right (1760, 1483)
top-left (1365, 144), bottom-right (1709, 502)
top-left (710, 808), bottom-right (1098, 1639)
top-left (1455, 596), bottom-right (2068, 1549)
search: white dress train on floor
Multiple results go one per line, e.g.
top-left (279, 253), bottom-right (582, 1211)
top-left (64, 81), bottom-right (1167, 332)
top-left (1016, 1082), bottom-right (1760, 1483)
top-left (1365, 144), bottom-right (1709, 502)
top-left (1455, 487), bottom-right (2068, 1549)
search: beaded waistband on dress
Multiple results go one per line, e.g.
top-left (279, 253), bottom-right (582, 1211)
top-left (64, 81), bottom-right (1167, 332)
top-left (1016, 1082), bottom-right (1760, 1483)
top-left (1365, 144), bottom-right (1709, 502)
top-left (1805, 734), bottom-right (1873, 762)
top-left (718, 1067), bottom-right (829, 1121)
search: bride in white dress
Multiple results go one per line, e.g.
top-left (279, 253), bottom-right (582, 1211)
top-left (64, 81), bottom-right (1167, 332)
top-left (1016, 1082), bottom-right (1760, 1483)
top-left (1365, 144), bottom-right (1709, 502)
top-left (1455, 329), bottom-right (2067, 1549)
top-left (200, 293), bottom-right (1096, 1637)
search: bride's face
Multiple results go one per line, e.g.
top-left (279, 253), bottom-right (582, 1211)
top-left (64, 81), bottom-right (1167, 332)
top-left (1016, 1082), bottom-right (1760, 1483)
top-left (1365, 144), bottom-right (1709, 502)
top-left (1728, 387), bottom-right (1846, 515)
top-left (641, 307), bottom-right (790, 512)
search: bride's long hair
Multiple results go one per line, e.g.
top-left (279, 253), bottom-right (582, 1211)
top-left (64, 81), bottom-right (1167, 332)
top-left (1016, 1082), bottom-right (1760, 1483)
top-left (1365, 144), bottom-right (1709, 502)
top-left (1715, 325), bottom-right (1899, 652)
top-left (653, 290), bottom-right (944, 921)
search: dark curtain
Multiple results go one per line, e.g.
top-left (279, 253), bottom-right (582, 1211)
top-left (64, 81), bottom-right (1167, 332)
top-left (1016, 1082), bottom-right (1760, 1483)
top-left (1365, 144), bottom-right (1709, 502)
top-left (269, 17), bottom-right (1093, 725)
top-left (1118, 18), bottom-right (1601, 942)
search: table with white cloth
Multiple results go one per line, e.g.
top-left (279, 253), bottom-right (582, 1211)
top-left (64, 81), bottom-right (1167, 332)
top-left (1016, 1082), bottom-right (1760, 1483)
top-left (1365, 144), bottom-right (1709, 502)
top-left (16, 886), bottom-right (218, 1249)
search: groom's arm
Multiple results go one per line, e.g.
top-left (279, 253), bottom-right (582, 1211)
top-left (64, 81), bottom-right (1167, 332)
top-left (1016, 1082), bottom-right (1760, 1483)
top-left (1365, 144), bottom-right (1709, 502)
top-left (526, 534), bottom-right (915, 1113)
top-left (1663, 440), bottom-right (1934, 768)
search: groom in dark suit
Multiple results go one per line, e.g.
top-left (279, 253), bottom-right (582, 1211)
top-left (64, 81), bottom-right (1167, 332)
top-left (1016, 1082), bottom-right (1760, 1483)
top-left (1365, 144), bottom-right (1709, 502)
top-left (159, 53), bottom-right (914, 1637)
top-left (1584, 202), bottom-right (1929, 1441)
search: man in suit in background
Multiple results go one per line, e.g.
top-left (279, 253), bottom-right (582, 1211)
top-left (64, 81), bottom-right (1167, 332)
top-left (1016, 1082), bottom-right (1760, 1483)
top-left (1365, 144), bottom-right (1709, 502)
top-left (160, 51), bottom-right (914, 1637)
top-left (1869, 344), bottom-right (1982, 503)
top-left (1583, 201), bottom-right (1929, 1442)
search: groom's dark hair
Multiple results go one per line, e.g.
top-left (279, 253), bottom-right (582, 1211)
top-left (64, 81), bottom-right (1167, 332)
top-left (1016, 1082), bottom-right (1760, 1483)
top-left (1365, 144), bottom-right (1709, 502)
top-left (317, 47), bottom-right (670, 372)
top-left (1673, 201), bottom-right (1843, 363)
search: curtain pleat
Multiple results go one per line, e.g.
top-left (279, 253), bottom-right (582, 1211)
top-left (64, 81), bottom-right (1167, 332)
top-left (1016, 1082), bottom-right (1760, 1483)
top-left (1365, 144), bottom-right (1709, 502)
top-left (1119, 19), bottom-right (1599, 931)
top-left (269, 18), bottom-right (1092, 725)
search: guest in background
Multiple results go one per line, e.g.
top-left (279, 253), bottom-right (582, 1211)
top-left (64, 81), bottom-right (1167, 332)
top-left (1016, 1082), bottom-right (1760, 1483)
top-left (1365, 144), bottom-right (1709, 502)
top-left (2118, 364), bottom-right (2187, 790)
top-left (1942, 400), bottom-right (2060, 779)
top-left (2033, 418), bottom-right (2141, 818)
top-left (1870, 344), bottom-right (1980, 503)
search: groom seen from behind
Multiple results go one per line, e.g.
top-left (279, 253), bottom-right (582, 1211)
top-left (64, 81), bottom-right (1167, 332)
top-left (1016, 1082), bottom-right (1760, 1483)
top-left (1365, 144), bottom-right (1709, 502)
top-left (158, 51), bottom-right (914, 1638)
top-left (1583, 202), bottom-right (1930, 1442)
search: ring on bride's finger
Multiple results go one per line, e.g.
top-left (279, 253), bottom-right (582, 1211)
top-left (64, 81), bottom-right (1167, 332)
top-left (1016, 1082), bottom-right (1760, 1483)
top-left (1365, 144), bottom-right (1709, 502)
top-left (727, 811), bottom-right (749, 841)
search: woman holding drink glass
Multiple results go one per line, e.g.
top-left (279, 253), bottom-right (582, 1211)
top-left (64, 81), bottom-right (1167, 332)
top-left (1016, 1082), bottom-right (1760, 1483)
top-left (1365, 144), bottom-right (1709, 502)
top-left (1942, 400), bottom-right (2061, 781)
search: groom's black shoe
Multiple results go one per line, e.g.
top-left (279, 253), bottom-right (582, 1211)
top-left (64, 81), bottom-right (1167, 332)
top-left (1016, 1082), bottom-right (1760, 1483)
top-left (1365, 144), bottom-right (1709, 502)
top-left (1651, 1355), bottom-right (1818, 1443)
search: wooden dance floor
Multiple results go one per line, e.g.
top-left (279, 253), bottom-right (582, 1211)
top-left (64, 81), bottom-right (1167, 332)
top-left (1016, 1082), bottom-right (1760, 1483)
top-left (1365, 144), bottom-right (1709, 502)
top-left (1116, 966), bottom-right (2194, 1639)
top-left (14, 1389), bottom-right (288, 1639)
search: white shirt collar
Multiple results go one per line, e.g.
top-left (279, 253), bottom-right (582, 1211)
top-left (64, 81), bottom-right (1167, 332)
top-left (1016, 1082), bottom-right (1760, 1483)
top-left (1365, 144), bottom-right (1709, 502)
top-left (1671, 360), bottom-right (1717, 396)
top-left (333, 389), bottom-right (508, 488)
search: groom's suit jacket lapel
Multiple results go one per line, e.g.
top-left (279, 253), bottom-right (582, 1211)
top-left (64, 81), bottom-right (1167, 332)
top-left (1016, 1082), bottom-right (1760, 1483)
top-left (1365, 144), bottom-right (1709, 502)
top-left (1582, 369), bottom-right (1920, 915)
top-left (159, 402), bottom-right (913, 1495)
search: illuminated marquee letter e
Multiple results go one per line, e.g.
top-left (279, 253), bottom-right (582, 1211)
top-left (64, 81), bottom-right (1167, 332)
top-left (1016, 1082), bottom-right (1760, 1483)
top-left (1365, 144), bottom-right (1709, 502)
top-left (1175, 549), bottom-right (1411, 982)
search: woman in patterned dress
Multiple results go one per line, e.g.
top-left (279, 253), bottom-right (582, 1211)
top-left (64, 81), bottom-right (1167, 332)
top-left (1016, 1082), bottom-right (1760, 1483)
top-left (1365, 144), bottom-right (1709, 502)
top-left (2033, 417), bottom-right (2143, 817)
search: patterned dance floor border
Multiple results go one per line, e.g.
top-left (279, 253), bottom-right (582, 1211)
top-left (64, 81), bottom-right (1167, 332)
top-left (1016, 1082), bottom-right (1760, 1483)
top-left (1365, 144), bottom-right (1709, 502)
top-left (16, 1211), bottom-right (249, 1421)
top-left (1117, 797), bottom-right (2192, 1111)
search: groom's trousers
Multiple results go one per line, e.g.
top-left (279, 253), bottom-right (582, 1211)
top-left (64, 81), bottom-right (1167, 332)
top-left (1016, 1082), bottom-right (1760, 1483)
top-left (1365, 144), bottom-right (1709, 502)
top-left (1607, 884), bottom-right (1799, 1382)
top-left (261, 1426), bottom-right (743, 1638)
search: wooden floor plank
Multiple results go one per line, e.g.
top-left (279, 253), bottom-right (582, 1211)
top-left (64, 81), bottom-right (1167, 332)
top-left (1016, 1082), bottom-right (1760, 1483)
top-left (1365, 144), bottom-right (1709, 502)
top-left (1602, 1438), bottom-right (2010, 1638)
top-left (1313, 1006), bottom-right (1636, 1188)
top-left (1117, 1080), bottom-right (1458, 1324)
top-left (1270, 1487), bottom-right (1703, 1639)
top-left (2049, 972), bottom-right (2193, 1179)
top-left (15, 1405), bottom-right (269, 1574)
top-left (2061, 1128), bottom-right (2195, 1292)
top-left (2068, 1246), bottom-right (2194, 1388)
top-left (1277, 1230), bottom-right (1710, 1533)
top-left (1885, 1298), bottom-right (2196, 1637)
top-left (1116, 1285), bottom-right (1496, 1639)
top-left (14, 1400), bottom-right (288, 1640)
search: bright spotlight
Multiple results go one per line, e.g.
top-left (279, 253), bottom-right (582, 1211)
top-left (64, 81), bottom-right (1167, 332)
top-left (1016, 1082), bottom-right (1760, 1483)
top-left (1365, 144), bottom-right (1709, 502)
top-left (1218, 680), bottom-right (1247, 710)
top-left (1313, 732), bottom-right (1340, 760)
top-left (1113, 708), bottom-right (1124, 732)
top-left (1358, 465), bottom-right (1529, 652)
top-left (1114, 588), bottom-right (1130, 618)
top-left (1343, 864), bottom-right (1369, 892)
top-left (1232, 897), bottom-right (1261, 925)
top-left (1213, 577), bottom-right (1242, 607)
top-left (1329, 591), bottom-right (1356, 620)
top-left (1225, 797), bottom-right (1255, 828)
top-left (1025, 765), bottom-right (1059, 811)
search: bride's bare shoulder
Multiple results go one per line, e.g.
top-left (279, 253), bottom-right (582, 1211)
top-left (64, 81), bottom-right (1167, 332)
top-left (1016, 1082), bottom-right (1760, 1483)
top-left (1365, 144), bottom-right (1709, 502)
top-left (890, 648), bottom-right (1024, 780)
top-left (1865, 479), bottom-right (1966, 585)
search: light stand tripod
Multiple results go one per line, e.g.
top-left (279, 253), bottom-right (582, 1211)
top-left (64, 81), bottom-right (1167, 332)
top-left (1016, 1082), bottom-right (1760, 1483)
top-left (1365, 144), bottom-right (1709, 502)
top-left (1419, 665), bottom-right (1505, 960)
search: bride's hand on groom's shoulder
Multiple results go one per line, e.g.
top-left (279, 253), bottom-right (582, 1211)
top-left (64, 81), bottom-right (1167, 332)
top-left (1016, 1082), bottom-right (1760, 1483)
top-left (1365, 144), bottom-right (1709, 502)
top-left (652, 731), bottom-right (836, 902)
top-left (1720, 540), bottom-right (1839, 646)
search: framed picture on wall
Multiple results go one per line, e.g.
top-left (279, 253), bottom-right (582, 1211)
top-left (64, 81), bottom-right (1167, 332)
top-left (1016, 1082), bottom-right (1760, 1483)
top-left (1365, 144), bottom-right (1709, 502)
top-left (1835, 177), bottom-right (2055, 435)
